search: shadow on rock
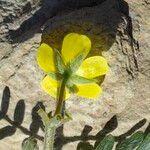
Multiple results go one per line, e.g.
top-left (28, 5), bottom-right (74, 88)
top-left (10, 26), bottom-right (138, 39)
top-left (0, 86), bottom-right (44, 141)
top-left (8, 0), bottom-right (106, 43)
top-left (0, 86), bottom-right (149, 150)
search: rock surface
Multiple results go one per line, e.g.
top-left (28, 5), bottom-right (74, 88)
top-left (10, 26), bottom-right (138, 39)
top-left (0, 0), bottom-right (150, 149)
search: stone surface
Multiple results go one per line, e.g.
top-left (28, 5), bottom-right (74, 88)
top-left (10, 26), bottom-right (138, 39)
top-left (0, 0), bottom-right (150, 149)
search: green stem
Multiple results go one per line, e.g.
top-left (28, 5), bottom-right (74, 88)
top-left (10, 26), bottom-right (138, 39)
top-left (43, 77), bottom-right (68, 150)
top-left (54, 77), bottom-right (68, 116)
top-left (44, 126), bottom-right (56, 150)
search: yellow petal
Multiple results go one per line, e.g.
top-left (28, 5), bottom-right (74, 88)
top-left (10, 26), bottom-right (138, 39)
top-left (76, 56), bottom-right (109, 79)
top-left (37, 43), bottom-right (56, 72)
top-left (61, 33), bottom-right (91, 64)
top-left (76, 83), bottom-right (102, 99)
top-left (41, 75), bottom-right (70, 99)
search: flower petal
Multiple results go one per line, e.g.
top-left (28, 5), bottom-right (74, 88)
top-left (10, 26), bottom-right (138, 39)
top-left (41, 75), bottom-right (70, 99)
top-left (76, 56), bottom-right (109, 79)
top-left (37, 43), bottom-right (56, 72)
top-left (61, 33), bottom-right (91, 64)
top-left (76, 83), bottom-right (102, 99)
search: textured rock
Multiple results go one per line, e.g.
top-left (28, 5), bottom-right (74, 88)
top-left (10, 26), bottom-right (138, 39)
top-left (0, 0), bottom-right (150, 149)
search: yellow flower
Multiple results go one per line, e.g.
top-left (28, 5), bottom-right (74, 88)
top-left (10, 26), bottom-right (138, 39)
top-left (37, 33), bottom-right (108, 99)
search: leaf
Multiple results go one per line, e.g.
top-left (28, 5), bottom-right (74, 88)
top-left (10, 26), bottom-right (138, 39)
top-left (47, 72), bottom-right (62, 80)
top-left (22, 137), bottom-right (39, 150)
top-left (137, 133), bottom-right (150, 150)
top-left (70, 75), bottom-right (96, 84)
top-left (95, 134), bottom-right (115, 150)
top-left (116, 131), bottom-right (144, 150)
top-left (54, 49), bottom-right (65, 74)
top-left (66, 80), bottom-right (78, 93)
top-left (38, 109), bottom-right (61, 128)
top-left (69, 52), bottom-right (85, 72)
top-left (38, 108), bottom-right (50, 127)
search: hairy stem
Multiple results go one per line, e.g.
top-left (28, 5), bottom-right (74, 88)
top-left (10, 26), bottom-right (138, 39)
top-left (44, 126), bottom-right (56, 150)
top-left (44, 77), bottom-right (68, 150)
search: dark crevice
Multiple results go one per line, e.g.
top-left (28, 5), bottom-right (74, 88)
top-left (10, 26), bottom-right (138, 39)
top-left (22, 2), bottom-right (32, 15)
top-left (7, 72), bottom-right (16, 80)
top-left (117, 0), bottom-right (139, 77)
top-left (1, 52), bottom-right (12, 61)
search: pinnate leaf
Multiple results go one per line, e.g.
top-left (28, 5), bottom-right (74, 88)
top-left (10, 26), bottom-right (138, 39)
top-left (95, 134), bottom-right (115, 150)
top-left (137, 133), bottom-right (150, 150)
top-left (116, 131), bottom-right (144, 150)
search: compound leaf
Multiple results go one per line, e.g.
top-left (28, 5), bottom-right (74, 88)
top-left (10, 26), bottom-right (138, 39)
top-left (95, 134), bottom-right (115, 150)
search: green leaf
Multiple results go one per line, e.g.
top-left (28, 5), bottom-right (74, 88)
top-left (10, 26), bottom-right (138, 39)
top-left (66, 79), bottom-right (78, 93)
top-left (137, 133), bottom-right (150, 150)
top-left (69, 53), bottom-right (85, 72)
top-left (54, 49), bottom-right (65, 74)
top-left (95, 134), bottom-right (115, 150)
top-left (116, 131), bottom-right (144, 150)
top-left (70, 75), bottom-right (96, 84)
top-left (67, 84), bottom-right (78, 93)
top-left (47, 72), bottom-right (62, 80)
top-left (22, 137), bottom-right (39, 150)
top-left (38, 108), bottom-right (50, 127)
top-left (38, 109), bottom-right (61, 128)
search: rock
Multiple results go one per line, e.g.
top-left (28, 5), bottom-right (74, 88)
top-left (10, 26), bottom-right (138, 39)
top-left (0, 0), bottom-right (149, 149)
